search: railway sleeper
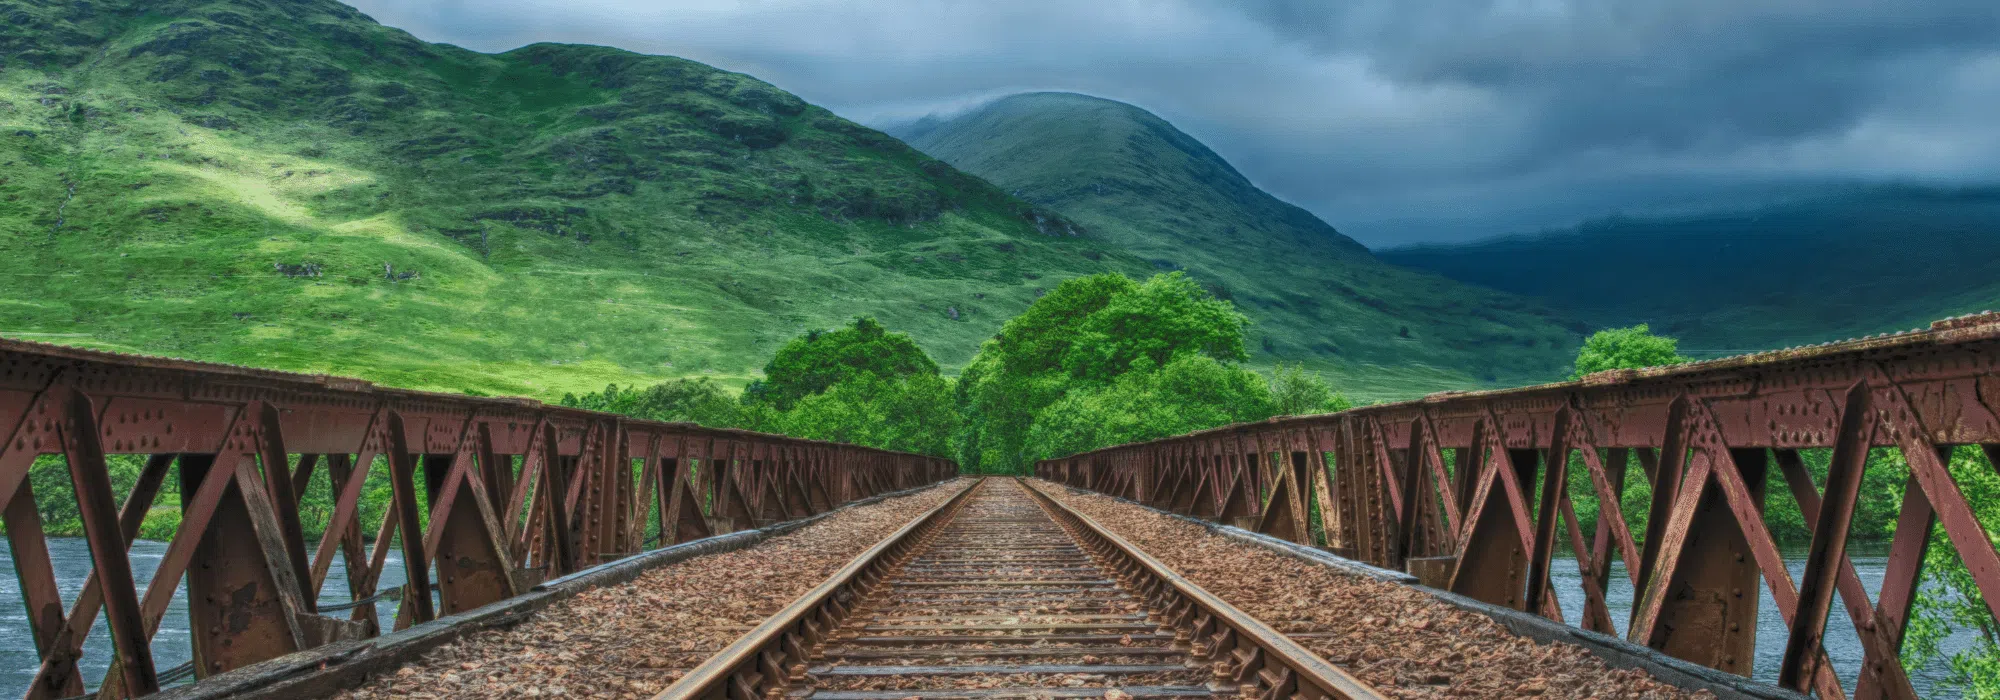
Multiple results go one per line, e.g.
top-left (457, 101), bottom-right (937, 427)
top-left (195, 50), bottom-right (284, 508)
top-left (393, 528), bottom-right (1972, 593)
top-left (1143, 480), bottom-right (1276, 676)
top-left (655, 478), bottom-right (1386, 700)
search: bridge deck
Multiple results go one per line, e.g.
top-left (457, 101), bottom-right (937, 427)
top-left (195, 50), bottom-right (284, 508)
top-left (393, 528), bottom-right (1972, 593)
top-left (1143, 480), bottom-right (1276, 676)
top-left (1041, 483), bottom-right (1711, 699)
top-left (801, 479), bottom-right (1217, 699)
top-left (335, 482), bottom-right (967, 699)
top-left (330, 477), bottom-right (1730, 699)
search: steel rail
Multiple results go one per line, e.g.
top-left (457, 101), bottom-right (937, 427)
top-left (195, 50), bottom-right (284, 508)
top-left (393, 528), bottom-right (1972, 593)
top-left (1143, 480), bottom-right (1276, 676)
top-left (652, 479), bottom-right (985, 700)
top-left (1020, 479), bottom-right (1387, 700)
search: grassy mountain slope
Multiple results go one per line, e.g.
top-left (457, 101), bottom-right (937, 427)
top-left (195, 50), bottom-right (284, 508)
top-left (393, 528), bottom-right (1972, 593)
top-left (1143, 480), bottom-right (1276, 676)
top-left (0, 0), bottom-right (1143, 397)
top-left (892, 92), bottom-right (1584, 397)
top-left (1379, 187), bottom-right (2000, 357)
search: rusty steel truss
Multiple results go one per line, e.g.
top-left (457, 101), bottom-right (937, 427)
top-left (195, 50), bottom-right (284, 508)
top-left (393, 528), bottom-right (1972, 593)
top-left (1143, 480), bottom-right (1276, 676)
top-left (1038, 312), bottom-right (2000, 700)
top-left (0, 338), bottom-right (954, 699)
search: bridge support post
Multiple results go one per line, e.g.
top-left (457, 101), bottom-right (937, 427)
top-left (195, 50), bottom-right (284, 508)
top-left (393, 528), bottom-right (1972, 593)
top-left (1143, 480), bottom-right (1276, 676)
top-left (182, 452), bottom-right (309, 679)
top-left (421, 427), bottom-right (520, 618)
top-left (1447, 443), bottom-right (1537, 612)
top-left (1636, 447), bottom-right (1765, 677)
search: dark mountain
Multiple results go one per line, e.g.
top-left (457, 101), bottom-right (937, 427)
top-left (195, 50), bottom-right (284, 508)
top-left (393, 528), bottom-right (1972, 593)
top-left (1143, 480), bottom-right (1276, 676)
top-left (1379, 187), bottom-right (2000, 356)
top-left (890, 92), bottom-right (1585, 395)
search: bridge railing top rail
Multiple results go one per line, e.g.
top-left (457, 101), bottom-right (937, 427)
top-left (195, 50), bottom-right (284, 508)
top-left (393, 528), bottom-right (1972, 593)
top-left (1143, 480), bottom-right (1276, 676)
top-left (1045, 311), bottom-right (2000, 459)
top-left (0, 335), bottom-right (938, 459)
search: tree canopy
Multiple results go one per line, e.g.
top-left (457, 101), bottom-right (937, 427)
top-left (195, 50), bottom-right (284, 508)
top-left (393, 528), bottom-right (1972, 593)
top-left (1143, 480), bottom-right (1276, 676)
top-left (747, 317), bottom-right (940, 410)
top-left (1569, 324), bottom-right (1688, 379)
top-left (560, 378), bottom-right (743, 426)
top-left (561, 274), bottom-right (1347, 474)
top-left (782, 373), bottom-right (959, 456)
top-left (1270, 362), bottom-right (1353, 417)
top-left (1025, 353), bottom-right (1275, 463)
top-left (749, 318), bottom-right (957, 456)
top-left (1059, 273), bottom-right (1248, 384)
top-left (957, 271), bottom-right (1310, 473)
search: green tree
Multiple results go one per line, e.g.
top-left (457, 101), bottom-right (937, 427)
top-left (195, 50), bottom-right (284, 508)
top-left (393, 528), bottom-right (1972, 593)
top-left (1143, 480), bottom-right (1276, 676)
top-left (745, 319), bottom-right (960, 457)
top-left (1902, 446), bottom-right (2000, 697)
top-left (1026, 354), bottom-right (1275, 463)
top-left (560, 377), bottom-right (745, 427)
top-left (1570, 324), bottom-right (1688, 379)
top-left (15, 454), bottom-right (154, 537)
top-left (1269, 362), bottom-right (1352, 416)
top-left (957, 274), bottom-right (1138, 473)
top-left (957, 272), bottom-right (1257, 473)
top-left (783, 373), bottom-right (959, 456)
top-left (558, 319), bottom-right (957, 458)
top-left (1061, 272), bottom-right (1249, 384)
top-left (748, 318), bottom-right (939, 410)
top-left (993, 274), bottom-right (1138, 380)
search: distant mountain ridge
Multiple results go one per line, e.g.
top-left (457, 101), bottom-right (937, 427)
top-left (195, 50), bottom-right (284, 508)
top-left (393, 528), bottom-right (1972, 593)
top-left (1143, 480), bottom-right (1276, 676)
top-left (1379, 186), bottom-right (2000, 354)
top-left (890, 92), bottom-right (1585, 396)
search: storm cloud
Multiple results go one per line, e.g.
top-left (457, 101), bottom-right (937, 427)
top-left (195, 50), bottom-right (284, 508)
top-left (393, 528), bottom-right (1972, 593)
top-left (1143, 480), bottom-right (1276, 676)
top-left (343, 0), bottom-right (2000, 245)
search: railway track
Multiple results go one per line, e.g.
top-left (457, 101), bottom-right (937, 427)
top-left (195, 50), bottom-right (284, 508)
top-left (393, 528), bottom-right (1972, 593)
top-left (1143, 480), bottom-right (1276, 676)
top-left (657, 478), bottom-right (1384, 700)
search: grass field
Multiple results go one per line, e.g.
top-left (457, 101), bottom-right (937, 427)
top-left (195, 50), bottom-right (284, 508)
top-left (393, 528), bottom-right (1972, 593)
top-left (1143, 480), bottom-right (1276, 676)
top-left (0, 0), bottom-right (1159, 399)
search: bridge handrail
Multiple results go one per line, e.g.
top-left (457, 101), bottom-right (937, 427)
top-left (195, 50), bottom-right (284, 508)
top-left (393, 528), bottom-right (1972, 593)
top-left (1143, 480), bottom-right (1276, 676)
top-left (1036, 312), bottom-right (2000, 699)
top-left (0, 336), bottom-right (955, 698)
top-left (0, 335), bottom-right (943, 457)
top-left (1049, 311), bottom-right (2000, 459)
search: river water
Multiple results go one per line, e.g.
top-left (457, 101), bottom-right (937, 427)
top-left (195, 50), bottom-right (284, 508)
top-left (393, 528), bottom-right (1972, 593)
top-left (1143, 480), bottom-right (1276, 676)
top-left (0, 538), bottom-right (1972, 696)
top-left (1, 536), bottom-right (407, 695)
top-left (1547, 550), bottom-right (1966, 696)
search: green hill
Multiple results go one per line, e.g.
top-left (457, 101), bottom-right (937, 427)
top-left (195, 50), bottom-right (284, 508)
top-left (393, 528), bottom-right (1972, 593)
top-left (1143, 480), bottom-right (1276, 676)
top-left (1378, 187), bottom-right (2000, 357)
top-left (0, 0), bottom-right (1152, 397)
top-left (890, 92), bottom-right (1585, 397)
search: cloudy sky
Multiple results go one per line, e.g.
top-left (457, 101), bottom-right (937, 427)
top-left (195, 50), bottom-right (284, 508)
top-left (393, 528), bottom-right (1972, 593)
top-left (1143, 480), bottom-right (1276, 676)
top-left (346, 0), bottom-right (2000, 246)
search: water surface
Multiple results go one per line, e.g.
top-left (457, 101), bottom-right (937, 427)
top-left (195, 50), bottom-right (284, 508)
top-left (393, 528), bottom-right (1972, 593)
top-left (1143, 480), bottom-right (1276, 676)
top-left (1, 536), bottom-right (406, 694)
top-left (1548, 552), bottom-right (1966, 695)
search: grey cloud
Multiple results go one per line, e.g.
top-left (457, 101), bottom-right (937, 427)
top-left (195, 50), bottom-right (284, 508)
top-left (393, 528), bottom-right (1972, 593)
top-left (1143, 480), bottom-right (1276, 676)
top-left (1225, 1), bottom-right (2000, 164)
top-left (343, 0), bottom-right (2000, 245)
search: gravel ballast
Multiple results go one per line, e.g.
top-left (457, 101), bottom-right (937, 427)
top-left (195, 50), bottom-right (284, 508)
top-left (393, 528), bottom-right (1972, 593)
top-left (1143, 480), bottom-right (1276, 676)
top-left (1034, 480), bottom-right (1709, 700)
top-left (338, 479), bottom-right (969, 700)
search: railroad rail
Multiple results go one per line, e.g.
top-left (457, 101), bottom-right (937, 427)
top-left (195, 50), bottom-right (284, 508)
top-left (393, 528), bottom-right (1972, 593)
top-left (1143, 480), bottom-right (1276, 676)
top-left (1036, 311), bottom-right (2000, 699)
top-left (657, 478), bottom-right (1385, 700)
top-left (0, 338), bottom-right (954, 699)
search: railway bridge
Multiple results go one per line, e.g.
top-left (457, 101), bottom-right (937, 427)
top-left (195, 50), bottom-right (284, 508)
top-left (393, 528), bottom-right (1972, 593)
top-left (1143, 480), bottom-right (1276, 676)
top-left (3, 311), bottom-right (1999, 699)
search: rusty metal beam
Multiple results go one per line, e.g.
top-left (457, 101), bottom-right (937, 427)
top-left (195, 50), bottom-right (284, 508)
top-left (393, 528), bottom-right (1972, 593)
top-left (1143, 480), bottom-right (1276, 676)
top-left (58, 389), bottom-right (158, 696)
top-left (1041, 312), bottom-right (2000, 698)
top-left (0, 336), bottom-right (955, 695)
